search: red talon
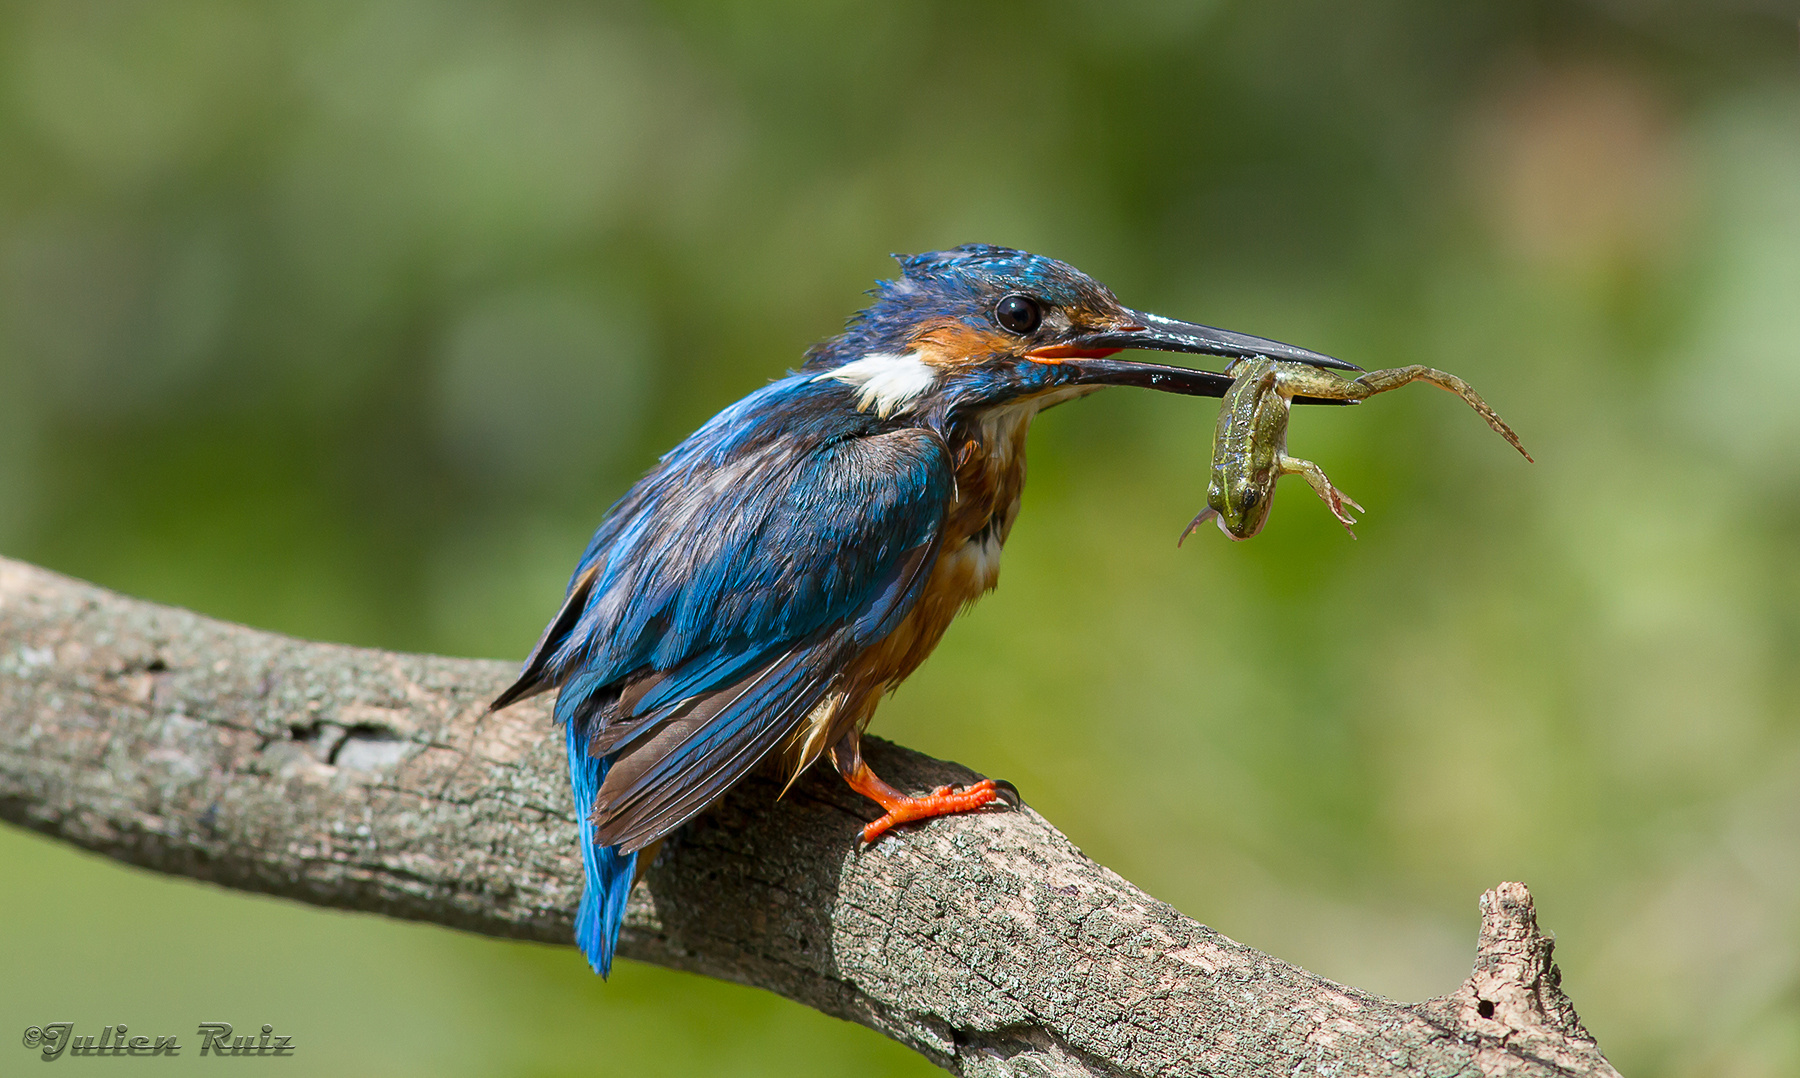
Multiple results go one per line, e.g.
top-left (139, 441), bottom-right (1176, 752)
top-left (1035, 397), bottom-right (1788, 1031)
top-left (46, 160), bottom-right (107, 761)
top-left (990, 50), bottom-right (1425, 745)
top-left (858, 779), bottom-right (999, 843)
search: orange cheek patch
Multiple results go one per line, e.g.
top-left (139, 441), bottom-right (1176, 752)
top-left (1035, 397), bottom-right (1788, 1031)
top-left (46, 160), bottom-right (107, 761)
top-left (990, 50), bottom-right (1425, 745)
top-left (908, 319), bottom-right (1019, 367)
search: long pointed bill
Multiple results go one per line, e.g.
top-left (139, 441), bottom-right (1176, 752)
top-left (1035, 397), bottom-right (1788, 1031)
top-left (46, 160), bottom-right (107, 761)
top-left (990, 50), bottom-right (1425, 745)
top-left (1050, 310), bottom-right (1359, 369)
top-left (1027, 309), bottom-right (1360, 399)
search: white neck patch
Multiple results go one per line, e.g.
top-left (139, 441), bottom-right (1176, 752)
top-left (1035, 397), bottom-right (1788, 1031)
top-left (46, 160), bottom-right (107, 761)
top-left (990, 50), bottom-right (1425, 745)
top-left (816, 351), bottom-right (937, 418)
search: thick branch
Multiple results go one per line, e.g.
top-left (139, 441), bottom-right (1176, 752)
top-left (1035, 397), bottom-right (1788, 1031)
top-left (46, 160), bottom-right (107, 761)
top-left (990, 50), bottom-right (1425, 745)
top-left (0, 557), bottom-right (1617, 1077)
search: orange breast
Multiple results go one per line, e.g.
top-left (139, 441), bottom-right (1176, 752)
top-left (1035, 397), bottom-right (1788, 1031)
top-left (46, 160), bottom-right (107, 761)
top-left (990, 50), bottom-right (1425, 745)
top-left (847, 403), bottom-right (1036, 696)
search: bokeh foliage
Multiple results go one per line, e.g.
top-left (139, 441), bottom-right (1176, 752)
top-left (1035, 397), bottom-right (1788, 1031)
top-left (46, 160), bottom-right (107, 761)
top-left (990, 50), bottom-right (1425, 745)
top-left (3, 1), bottom-right (1798, 1074)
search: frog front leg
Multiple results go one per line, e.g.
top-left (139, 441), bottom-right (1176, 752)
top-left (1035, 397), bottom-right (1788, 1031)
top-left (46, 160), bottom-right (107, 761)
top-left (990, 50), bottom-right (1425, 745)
top-left (1278, 453), bottom-right (1364, 536)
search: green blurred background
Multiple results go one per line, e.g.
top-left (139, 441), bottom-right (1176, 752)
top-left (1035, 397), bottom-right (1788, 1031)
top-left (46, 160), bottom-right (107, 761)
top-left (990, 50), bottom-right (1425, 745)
top-left (2, 1), bottom-right (1797, 1074)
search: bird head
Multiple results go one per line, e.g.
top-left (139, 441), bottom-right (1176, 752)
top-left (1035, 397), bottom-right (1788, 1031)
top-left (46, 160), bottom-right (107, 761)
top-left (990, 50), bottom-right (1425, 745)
top-left (804, 244), bottom-right (1356, 419)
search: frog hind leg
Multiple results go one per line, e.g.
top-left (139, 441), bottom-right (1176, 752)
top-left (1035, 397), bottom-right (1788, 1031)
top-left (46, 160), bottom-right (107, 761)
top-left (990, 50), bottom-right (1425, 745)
top-left (1346, 366), bottom-right (1533, 463)
top-left (1278, 455), bottom-right (1364, 536)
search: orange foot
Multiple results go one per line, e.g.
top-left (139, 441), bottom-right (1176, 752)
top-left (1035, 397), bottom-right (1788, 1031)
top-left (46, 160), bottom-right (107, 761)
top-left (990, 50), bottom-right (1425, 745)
top-left (859, 780), bottom-right (999, 843)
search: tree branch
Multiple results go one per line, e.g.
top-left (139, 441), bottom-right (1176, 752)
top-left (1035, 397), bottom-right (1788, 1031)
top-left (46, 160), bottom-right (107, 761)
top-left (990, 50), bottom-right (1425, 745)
top-left (0, 556), bottom-right (1617, 1077)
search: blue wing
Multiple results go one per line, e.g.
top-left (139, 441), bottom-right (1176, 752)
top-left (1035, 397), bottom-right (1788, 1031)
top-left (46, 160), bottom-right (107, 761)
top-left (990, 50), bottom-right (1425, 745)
top-left (492, 376), bottom-right (953, 974)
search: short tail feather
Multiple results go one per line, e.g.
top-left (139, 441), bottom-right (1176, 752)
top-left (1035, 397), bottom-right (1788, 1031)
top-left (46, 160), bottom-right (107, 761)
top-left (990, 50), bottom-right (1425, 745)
top-left (565, 714), bottom-right (637, 977)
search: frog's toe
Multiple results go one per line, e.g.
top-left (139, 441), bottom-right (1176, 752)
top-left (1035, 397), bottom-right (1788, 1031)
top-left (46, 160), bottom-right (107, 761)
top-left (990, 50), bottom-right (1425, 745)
top-left (1326, 488), bottom-right (1362, 533)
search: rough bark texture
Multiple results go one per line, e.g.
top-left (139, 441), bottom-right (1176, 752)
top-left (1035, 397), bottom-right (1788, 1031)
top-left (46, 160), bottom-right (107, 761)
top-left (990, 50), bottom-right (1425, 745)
top-left (0, 556), bottom-right (1619, 1077)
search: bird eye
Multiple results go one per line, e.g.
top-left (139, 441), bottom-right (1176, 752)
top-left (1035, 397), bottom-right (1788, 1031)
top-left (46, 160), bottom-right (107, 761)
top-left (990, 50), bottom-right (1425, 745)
top-left (994, 294), bottom-right (1042, 335)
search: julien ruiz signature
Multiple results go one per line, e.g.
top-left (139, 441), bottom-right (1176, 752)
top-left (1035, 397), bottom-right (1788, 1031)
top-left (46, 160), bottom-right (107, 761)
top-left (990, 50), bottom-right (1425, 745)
top-left (22, 1022), bottom-right (295, 1060)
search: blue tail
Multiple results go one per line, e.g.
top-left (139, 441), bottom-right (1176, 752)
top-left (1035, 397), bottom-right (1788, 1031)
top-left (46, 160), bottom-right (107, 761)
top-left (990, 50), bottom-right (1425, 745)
top-left (565, 716), bottom-right (638, 977)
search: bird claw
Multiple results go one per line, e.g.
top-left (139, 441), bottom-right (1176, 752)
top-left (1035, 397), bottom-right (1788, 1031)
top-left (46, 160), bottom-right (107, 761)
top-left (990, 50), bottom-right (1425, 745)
top-left (860, 779), bottom-right (1002, 844)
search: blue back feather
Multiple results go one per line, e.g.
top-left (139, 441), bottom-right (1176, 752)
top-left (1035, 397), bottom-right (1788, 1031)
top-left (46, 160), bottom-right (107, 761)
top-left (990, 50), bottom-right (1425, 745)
top-left (549, 375), bottom-right (947, 697)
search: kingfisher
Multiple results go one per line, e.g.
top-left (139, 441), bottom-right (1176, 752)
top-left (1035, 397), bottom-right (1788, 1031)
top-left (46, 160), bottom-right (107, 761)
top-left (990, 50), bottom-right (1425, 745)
top-left (489, 244), bottom-right (1356, 976)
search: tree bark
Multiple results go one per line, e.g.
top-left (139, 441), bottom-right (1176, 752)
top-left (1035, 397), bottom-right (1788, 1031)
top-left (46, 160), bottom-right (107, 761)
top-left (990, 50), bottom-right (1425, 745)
top-left (0, 556), bottom-right (1618, 1077)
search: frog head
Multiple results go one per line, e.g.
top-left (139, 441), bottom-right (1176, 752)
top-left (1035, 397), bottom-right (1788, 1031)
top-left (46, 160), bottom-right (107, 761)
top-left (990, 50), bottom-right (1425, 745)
top-left (1186, 470), bottom-right (1276, 542)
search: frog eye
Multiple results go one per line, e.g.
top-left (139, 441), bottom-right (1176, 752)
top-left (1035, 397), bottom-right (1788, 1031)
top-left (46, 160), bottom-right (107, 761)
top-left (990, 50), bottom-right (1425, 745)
top-left (1238, 486), bottom-right (1262, 510)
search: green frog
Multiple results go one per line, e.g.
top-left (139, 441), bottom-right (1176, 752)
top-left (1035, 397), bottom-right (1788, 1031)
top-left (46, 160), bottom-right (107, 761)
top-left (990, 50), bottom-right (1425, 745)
top-left (1183, 358), bottom-right (1532, 542)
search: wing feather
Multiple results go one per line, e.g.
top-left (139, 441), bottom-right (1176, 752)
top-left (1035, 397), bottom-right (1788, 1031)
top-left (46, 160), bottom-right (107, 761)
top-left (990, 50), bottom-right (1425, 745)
top-left (505, 381), bottom-right (953, 852)
top-left (590, 537), bottom-right (938, 851)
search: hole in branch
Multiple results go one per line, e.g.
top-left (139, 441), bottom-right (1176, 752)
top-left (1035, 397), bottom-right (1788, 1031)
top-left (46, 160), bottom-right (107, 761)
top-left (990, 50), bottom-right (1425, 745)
top-left (330, 723), bottom-right (409, 769)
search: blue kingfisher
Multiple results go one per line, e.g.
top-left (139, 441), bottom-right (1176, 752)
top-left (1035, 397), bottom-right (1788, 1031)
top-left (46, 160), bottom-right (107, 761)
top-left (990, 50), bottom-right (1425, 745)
top-left (490, 244), bottom-right (1356, 975)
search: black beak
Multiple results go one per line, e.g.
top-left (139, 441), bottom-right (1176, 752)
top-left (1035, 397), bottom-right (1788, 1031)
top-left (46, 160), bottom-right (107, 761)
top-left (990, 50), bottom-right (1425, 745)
top-left (1028, 309), bottom-right (1360, 401)
top-left (1060, 309), bottom-right (1359, 368)
top-left (1039, 355), bottom-right (1239, 398)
